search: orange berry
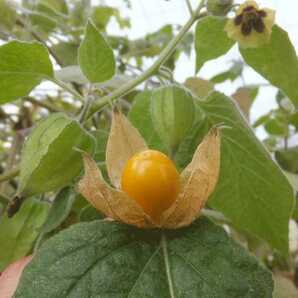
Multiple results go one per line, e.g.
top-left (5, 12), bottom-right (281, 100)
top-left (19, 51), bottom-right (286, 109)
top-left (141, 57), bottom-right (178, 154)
top-left (121, 150), bottom-right (180, 222)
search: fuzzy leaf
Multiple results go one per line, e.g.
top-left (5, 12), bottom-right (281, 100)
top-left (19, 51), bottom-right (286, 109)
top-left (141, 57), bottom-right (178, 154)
top-left (0, 198), bottom-right (49, 271)
top-left (19, 113), bottom-right (95, 196)
top-left (78, 21), bottom-right (115, 83)
top-left (0, 41), bottom-right (53, 104)
top-left (41, 187), bottom-right (76, 235)
top-left (14, 218), bottom-right (273, 297)
top-left (176, 92), bottom-right (294, 255)
top-left (240, 26), bottom-right (298, 107)
top-left (195, 16), bottom-right (235, 72)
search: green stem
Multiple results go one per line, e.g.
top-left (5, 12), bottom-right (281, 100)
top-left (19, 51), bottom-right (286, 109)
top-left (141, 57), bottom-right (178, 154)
top-left (85, 7), bottom-right (206, 122)
top-left (0, 167), bottom-right (20, 183)
top-left (50, 77), bottom-right (85, 102)
top-left (161, 233), bottom-right (176, 298)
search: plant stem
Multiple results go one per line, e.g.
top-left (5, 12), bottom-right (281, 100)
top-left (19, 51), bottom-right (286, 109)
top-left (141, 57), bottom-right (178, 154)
top-left (85, 6), bottom-right (206, 122)
top-left (25, 97), bottom-right (64, 113)
top-left (50, 77), bottom-right (85, 102)
top-left (0, 167), bottom-right (20, 183)
top-left (161, 233), bottom-right (176, 298)
top-left (186, 0), bottom-right (194, 15)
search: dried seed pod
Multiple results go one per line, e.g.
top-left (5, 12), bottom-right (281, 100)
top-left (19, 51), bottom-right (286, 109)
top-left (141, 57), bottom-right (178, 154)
top-left (77, 110), bottom-right (221, 229)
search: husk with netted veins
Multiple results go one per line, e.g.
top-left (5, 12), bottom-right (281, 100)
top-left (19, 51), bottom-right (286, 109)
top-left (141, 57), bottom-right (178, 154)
top-left (77, 109), bottom-right (221, 228)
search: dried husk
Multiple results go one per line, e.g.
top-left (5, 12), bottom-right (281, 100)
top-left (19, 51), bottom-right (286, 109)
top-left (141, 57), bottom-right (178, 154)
top-left (78, 153), bottom-right (154, 228)
top-left (106, 108), bottom-right (147, 188)
top-left (161, 128), bottom-right (221, 228)
top-left (78, 111), bottom-right (220, 229)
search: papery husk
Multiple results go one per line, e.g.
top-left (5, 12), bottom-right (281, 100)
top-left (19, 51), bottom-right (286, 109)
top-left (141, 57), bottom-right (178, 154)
top-left (78, 153), bottom-right (154, 228)
top-left (106, 108), bottom-right (147, 188)
top-left (161, 128), bottom-right (221, 228)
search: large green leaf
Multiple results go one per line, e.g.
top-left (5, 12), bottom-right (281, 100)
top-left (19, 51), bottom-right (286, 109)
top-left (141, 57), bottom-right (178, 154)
top-left (14, 217), bottom-right (273, 297)
top-left (128, 90), bottom-right (167, 153)
top-left (240, 26), bottom-right (298, 107)
top-left (150, 85), bottom-right (196, 153)
top-left (195, 16), bottom-right (235, 72)
top-left (176, 92), bottom-right (294, 255)
top-left (78, 21), bottom-right (116, 83)
top-left (40, 187), bottom-right (76, 235)
top-left (18, 113), bottom-right (95, 196)
top-left (0, 0), bottom-right (16, 30)
top-left (0, 198), bottom-right (49, 271)
top-left (0, 41), bottom-right (53, 104)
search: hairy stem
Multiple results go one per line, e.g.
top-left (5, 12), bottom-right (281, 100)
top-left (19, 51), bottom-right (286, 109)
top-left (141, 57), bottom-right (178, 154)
top-left (85, 5), bottom-right (206, 121)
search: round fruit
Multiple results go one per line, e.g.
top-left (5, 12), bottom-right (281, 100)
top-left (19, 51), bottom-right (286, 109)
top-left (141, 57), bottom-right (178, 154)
top-left (121, 150), bottom-right (180, 221)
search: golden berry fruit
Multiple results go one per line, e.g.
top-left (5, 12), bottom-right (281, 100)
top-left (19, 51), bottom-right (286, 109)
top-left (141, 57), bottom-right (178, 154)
top-left (121, 150), bottom-right (180, 222)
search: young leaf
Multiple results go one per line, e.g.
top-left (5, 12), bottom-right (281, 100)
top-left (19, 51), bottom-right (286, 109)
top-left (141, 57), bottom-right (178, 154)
top-left (40, 187), bottom-right (76, 235)
top-left (240, 26), bottom-right (298, 107)
top-left (128, 90), bottom-right (167, 153)
top-left (0, 0), bottom-right (16, 30)
top-left (0, 41), bottom-right (53, 104)
top-left (78, 21), bottom-right (116, 83)
top-left (0, 198), bottom-right (49, 271)
top-left (18, 113), bottom-right (95, 196)
top-left (14, 218), bottom-right (273, 297)
top-left (195, 16), bottom-right (235, 72)
top-left (176, 92), bottom-right (294, 255)
top-left (150, 85), bottom-right (195, 153)
top-left (275, 147), bottom-right (298, 174)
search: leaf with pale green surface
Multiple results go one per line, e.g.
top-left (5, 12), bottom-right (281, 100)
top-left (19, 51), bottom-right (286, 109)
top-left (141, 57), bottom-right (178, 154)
top-left (78, 21), bottom-right (116, 83)
top-left (176, 92), bottom-right (294, 255)
top-left (0, 198), bottom-right (49, 271)
top-left (0, 41), bottom-right (53, 104)
top-left (18, 113), bottom-right (95, 196)
top-left (195, 16), bottom-right (235, 72)
top-left (240, 26), bottom-right (298, 108)
top-left (14, 217), bottom-right (273, 297)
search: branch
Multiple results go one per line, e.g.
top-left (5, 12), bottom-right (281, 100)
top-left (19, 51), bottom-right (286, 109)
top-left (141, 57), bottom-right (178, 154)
top-left (25, 97), bottom-right (64, 113)
top-left (0, 167), bottom-right (20, 184)
top-left (85, 5), bottom-right (207, 121)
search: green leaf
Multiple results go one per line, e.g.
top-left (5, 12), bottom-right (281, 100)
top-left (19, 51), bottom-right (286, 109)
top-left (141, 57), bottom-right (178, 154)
top-left (0, 198), bottom-right (49, 271)
top-left (195, 16), bottom-right (235, 72)
top-left (79, 205), bottom-right (104, 222)
top-left (14, 217), bottom-right (273, 297)
top-left (275, 147), bottom-right (298, 174)
top-left (176, 92), bottom-right (294, 255)
top-left (93, 129), bottom-right (109, 162)
top-left (128, 90), bottom-right (167, 153)
top-left (0, 41), bottom-right (53, 104)
top-left (51, 42), bottom-right (78, 66)
top-left (184, 77), bottom-right (214, 99)
top-left (40, 187), bottom-right (76, 235)
top-left (78, 21), bottom-right (116, 83)
top-left (0, 0), bottom-right (17, 30)
top-left (18, 113), bottom-right (95, 196)
top-left (38, 0), bottom-right (68, 15)
top-left (150, 85), bottom-right (195, 153)
top-left (240, 26), bottom-right (298, 108)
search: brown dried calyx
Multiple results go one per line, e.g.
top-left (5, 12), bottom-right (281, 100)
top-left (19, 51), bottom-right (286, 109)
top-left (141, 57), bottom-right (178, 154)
top-left (77, 109), bottom-right (221, 229)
